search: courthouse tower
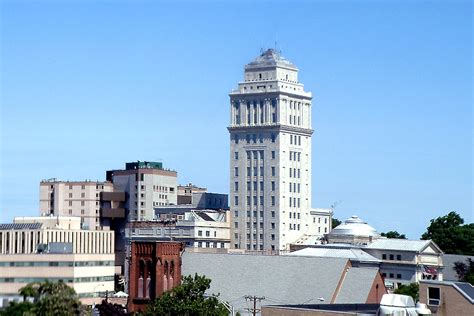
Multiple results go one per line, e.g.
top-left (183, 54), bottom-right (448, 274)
top-left (228, 49), bottom-right (323, 251)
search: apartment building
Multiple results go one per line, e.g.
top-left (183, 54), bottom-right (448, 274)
top-left (0, 216), bottom-right (115, 307)
top-left (106, 161), bottom-right (178, 221)
top-left (228, 49), bottom-right (332, 251)
top-left (39, 179), bottom-right (114, 230)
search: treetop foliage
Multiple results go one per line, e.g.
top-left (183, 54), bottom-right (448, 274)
top-left (1, 281), bottom-right (87, 316)
top-left (421, 211), bottom-right (474, 256)
top-left (145, 274), bottom-right (228, 316)
top-left (380, 231), bottom-right (406, 239)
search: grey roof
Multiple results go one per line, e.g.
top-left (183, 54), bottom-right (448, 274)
top-left (335, 268), bottom-right (380, 304)
top-left (182, 252), bottom-right (381, 314)
top-left (364, 239), bottom-right (433, 252)
top-left (245, 49), bottom-right (297, 70)
top-left (287, 247), bottom-right (380, 263)
top-left (0, 223), bottom-right (42, 230)
top-left (442, 254), bottom-right (474, 281)
top-left (455, 282), bottom-right (474, 302)
top-left (183, 252), bottom-right (346, 313)
top-left (329, 215), bottom-right (379, 238)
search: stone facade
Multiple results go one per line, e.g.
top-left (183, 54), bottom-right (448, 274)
top-left (228, 49), bottom-right (331, 252)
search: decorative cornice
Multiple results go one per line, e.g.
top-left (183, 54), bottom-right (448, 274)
top-left (227, 124), bottom-right (314, 135)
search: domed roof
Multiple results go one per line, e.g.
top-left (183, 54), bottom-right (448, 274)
top-left (329, 215), bottom-right (379, 237)
top-left (245, 49), bottom-right (297, 70)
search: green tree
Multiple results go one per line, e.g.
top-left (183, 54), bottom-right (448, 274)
top-left (421, 211), bottom-right (474, 255)
top-left (4, 281), bottom-right (86, 316)
top-left (332, 218), bottom-right (342, 229)
top-left (394, 283), bottom-right (419, 301)
top-left (453, 258), bottom-right (474, 285)
top-left (380, 231), bottom-right (406, 239)
top-left (0, 301), bottom-right (35, 316)
top-left (145, 274), bottom-right (229, 316)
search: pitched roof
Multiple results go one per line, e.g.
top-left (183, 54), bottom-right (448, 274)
top-left (442, 254), bottom-right (474, 281)
top-left (364, 239), bottom-right (434, 252)
top-left (183, 252), bottom-right (348, 313)
top-left (182, 252), bottom-right (382, 314)
top-left (0, 223), bottom-right (43, 230)
top-left (335, 268), bottom-right (380, 303)
top-left (287, 247), bottom-right (380, 263)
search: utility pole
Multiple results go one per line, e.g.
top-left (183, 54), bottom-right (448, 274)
top-left (244, 295), bottom-right (265, 316)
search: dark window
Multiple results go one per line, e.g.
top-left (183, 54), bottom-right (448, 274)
top-left (397, 254), bottom-right (402, 261)
top-left (389, 254), bottom-right (394, 260)
top-left (397, 274), bottom-right (402, 279)
top-left (389, 273), bottom-right (394, 278)
top-left (382, 254), bottom-right (387, 260)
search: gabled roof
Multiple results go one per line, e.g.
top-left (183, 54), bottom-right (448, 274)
top-left (182, 252), bottom-right (383, 314)
top-left (287, 247), bottom-right (380, 263)
top-left (335, 268), bottom-right (380, 303)
top-left (365, 239), bottom-right (442, 253)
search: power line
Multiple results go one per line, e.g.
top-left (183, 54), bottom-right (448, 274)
top-left (244, 295), bottom-right (265, 316)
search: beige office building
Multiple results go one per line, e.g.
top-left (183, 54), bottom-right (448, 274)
top-left (107, 161), bottom-right (178, 221)
top-left (39, 179), bottom-right (114, 230)
top-left (0, 217), bottom-right (115, 307)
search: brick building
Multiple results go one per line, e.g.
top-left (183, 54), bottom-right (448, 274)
top-left (128, 241), bottom-right (184, 313)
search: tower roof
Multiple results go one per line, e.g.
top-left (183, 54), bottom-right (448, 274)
top-left (245, 48), bottom-right (297, 70)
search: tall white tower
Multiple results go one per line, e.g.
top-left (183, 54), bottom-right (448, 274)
top-left (228, 49), bottom-right (320, 251)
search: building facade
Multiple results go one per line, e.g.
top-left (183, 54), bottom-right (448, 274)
top-left (39, 179), bottom-right (114, 230)
top-left (128, 241), bottom-right (184, 313)
top-left (419, 280), bottom-right (474, 315)
top-left (228, 49), bottom-right (330, 251)
top-left (0, 217), bottom-right (115, 307)
top-left (106, 161), bottom-right (178, 221)
top-left (127, 210), bottom-right (231, 250)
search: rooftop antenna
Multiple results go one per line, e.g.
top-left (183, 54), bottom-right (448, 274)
top-left (330, 200), bottom-right (342, 212)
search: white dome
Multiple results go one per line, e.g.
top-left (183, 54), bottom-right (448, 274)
top-left (329, 215), bottom-right (378, 237)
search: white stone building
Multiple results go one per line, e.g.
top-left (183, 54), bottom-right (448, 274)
top-left (107, 161), bottom-right (178, 221)
top-left (228, 49), bottom-right (331, 251)
top-left (0, 216), bottom-right (115, 307)
top-left (39, 179), bottom-right (114, 230)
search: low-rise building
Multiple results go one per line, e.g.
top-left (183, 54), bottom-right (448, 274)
top-left (0, 216), bottom-right (115, 307)
top-left (363, 238), bottom-right (444, 289)
top-left (419, 280), bottom-right (473, 315)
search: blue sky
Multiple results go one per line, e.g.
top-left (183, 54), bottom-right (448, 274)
top-left (1, 0), bottom-right (472, 238)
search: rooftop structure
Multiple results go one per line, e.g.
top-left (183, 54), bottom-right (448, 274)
top-left (287, 246), bottom-right (381, 267)
top-left (327, 215), bottom-right (379, 245)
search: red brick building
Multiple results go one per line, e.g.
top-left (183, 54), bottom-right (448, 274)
top-left (128, 241), bottom-right (184, 313)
